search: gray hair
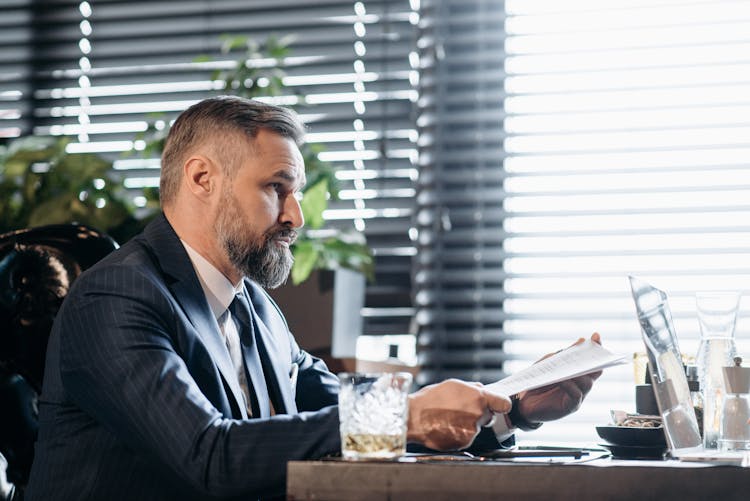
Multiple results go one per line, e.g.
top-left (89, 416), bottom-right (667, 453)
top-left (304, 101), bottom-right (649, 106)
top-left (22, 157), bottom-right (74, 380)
top-left (159, 96), bottom-right (306, 207)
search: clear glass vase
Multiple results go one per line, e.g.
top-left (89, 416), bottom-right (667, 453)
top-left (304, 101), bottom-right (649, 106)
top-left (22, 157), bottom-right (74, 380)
top-left (695, 291), bottom-right (740, 450)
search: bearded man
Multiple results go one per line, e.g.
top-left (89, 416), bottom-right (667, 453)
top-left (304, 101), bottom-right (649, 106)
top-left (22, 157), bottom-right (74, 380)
top-left (25, 97), bottom-right (599, 501)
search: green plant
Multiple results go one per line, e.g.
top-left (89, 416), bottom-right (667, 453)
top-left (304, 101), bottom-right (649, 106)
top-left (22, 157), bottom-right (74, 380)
top-left (0, 136), bottom-right (158, 243)
top-left (139, 34), bottom-right (373, 285)
top-left (207, 34), bottom-right (295, 99)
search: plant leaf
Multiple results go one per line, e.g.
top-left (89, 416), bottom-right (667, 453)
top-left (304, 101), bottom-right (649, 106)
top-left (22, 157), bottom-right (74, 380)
top-left (300, 178), bottom-right (328, 230)
top-left (291, 239), bottom-right (320, 285)
top-left (319, 237), bottom-right (374, 281)
top-left (220, 34), bottom-right (248, 53)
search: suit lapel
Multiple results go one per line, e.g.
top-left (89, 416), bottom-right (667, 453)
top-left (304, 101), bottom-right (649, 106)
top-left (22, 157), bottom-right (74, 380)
top-left (143, 214), bottom-right (248, 419)
top-left (246, 284), bottom-right (298, 414)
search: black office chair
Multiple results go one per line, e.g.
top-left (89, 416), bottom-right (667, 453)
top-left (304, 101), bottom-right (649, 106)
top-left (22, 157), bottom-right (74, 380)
top-left (0, 224), bottom-right (118, 499)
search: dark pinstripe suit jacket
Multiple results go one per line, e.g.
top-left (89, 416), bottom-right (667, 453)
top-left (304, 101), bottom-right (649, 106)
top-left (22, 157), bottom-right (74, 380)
top-left (25, 213), bottom-right (341, 501)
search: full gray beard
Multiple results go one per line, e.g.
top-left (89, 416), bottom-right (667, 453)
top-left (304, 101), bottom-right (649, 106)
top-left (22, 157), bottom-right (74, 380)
top-left (216, 209), bottom-right (294, 289)
top-left (226, 235), bottom-right (293, 289)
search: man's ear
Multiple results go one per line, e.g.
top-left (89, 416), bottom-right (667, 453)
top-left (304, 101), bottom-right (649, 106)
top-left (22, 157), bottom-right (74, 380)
top-left (183, 155), bottom-right (219, 202)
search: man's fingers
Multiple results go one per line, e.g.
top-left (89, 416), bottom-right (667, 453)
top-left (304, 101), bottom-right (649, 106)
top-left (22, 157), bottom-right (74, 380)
top-left (483, 389), bottom-right (512, 414)
top-left (537, 333), bottom-right (603, 364)
top-left (478, 409), bottom-right (497, 428)
top-left (560, 371), bottom-right (600, 403)
top-left (565, 371), bottom-right (599, 396)
top-left (556, 380), bottom-right (586, 411)
top-left (569, 337), bottom-right (586, 348)
top-left (476, 390), bottom-right (510, 430)
top-left (414, 408), bottom-right (480, 451)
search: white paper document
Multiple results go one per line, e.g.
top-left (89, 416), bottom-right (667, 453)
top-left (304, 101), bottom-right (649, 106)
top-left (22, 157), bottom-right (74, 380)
top-left (485, 340), bottom-right (628, 397)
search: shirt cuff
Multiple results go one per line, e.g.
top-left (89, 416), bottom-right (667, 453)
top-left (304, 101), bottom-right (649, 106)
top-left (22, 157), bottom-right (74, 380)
top-left (491, 412), bottom-right (516, 443)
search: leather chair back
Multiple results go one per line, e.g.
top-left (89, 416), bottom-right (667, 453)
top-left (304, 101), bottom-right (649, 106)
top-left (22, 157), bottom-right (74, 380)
top-left (0, 224), bottom-right (117, 490)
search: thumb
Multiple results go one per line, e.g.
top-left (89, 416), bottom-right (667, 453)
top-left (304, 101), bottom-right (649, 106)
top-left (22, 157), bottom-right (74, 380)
top-left (483, 389), bottom-right (512, 414)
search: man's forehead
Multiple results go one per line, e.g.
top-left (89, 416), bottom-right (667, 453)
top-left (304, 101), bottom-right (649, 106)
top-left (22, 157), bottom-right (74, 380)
top-left (238, 129), bottom-right (306, 179)
top-left (271, 167), bottom-right (304, 180)
top-left (271, 166), bottom-right (306, 188)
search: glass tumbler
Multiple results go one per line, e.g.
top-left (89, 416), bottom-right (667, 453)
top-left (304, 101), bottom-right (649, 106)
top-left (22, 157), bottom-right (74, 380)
top-left (338, 372), bottom-right (412, 460)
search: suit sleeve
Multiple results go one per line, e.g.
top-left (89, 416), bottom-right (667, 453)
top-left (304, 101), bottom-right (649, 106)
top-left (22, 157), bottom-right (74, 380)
top-left (289, 341), bottom-right (340, 412)
top-left (58, 264), bottom-right (340, 499)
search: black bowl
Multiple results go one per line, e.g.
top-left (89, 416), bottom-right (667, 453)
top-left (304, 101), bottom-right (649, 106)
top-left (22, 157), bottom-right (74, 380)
top-left (595, 425), bottom-right (667, 447)
top-left (599, 443), bottom-right (667, 460)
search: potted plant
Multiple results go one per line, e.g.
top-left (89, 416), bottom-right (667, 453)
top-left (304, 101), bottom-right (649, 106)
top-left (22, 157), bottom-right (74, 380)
top-left (0, 136), bottom-right (158, 243)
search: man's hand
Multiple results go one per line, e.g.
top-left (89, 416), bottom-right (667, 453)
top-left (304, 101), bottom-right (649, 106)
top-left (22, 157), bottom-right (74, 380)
top-left (514, 333), bottom-right (603, 425)
top-left (407, 379), bottom-right (511, 451)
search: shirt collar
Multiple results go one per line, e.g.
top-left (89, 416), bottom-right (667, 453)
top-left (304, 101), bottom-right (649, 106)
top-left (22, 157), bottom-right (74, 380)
top-left (181, 240), bottom-right (243, 320)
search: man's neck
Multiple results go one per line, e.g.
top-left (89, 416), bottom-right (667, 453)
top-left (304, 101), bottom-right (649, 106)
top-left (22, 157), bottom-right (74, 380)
top-left (164, 207), bottom-right (241, 284)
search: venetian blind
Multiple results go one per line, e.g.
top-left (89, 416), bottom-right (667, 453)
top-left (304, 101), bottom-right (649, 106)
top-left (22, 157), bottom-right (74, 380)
top-left (0, 0), bottom-right (43, 139)
top-left (417, 0), bottom-right (750, 445)
top-left (10, 0), bottom-right (418, 339)
top-left (414, 0), bottom-right (509, 386)
top-left (504, 0), bottom-right (750, 445)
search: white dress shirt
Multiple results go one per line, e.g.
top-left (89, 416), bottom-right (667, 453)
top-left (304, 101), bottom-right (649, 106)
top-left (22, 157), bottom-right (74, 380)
top-left (181, 240), bottom-right (253, 416)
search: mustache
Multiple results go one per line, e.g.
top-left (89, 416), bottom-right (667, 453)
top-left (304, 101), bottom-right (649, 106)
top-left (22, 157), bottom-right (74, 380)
top-left (267, 226), bottom-right (298, 245)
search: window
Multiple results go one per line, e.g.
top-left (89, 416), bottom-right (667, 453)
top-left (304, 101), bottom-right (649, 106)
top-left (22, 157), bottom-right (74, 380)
top-left (504, 0), bottom-right (750, 444)
top-left (417, 0), bottom-right (750, 444)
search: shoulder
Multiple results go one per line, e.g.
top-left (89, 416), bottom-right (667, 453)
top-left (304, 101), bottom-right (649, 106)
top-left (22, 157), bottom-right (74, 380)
top-left (56, 234), bottom-right (181, 340)
top-left (68, 235), bottom-right (165, 300)
top-left (52, 239), bottom-right (179, 362)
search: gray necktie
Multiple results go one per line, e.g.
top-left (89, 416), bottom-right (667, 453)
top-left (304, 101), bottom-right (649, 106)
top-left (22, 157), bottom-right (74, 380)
top-left (228, 292), bottom-right (271, 418)
top-left (221, 305), bottom-right (251, 417)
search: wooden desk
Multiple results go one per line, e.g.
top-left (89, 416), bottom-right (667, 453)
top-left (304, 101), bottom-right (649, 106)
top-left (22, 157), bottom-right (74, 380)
top-left (287, 455), bottom-right (750, 501)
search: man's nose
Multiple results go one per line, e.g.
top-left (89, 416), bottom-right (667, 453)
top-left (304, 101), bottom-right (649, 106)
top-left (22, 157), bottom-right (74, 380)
top-left (280, 193), bottom-right (304, 229)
